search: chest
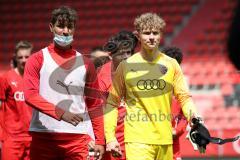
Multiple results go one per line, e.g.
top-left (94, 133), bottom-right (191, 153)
top-left (7, 77), bottom-right (24, 101)
top-left (126, 63), bottom-right (173, 87)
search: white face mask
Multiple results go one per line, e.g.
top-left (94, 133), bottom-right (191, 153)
top-left (54, 34), bottom-right (73, 47)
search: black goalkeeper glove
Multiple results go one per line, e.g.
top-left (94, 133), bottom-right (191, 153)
top-left (190, 117), bottom-right (239, 153)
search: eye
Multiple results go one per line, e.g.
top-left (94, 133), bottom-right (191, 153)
top-left (144, 31), bottom-right (151, 35)
top-left (57, 24), bottom-right (65, 29)
top-left (68, 24), bottom-right (74, 29)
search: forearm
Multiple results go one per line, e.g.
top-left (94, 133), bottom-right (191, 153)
top-left (104, 103), bottom-right (118, 143)
top-left (88, 103), bottom-right (105, 145)
top-left (173, 61), bottom-right (198, 121)
top-left (104, 62), bottom-right (125, 143)
top-left (182, 99), bottom-right (198, 121)
top-left (25, 94), bottom-right (65, 120)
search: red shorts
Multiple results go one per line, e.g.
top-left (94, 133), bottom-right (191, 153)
top-left (30, 132), bottom-right (91, 160)
top-left (1, 139), bottom-right (31, 160)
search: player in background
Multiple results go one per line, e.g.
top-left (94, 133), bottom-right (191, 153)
top-left (90, 46), bottom-right (111, 69)
top-left (97, 30), bottom-right (138, 160)
top-left (104, 13), bottom-right (201, 160)
top-left (23, 6), bottom-right (104, 160)
top-left (0, 41), bottom-right (33, 160)
top-left (162, 46), bottom-right (188, 160)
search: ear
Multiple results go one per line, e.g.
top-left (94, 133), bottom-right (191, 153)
top-left (133, 30), bottom-right (140, 41)
top-left (49, 23), bottom-right (53, 33)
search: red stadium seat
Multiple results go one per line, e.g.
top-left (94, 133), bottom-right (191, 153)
top-left (221, 83), bottom-right (234, 96)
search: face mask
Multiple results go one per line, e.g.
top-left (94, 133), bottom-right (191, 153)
top-left (54, 34), bottom-right (73, 47)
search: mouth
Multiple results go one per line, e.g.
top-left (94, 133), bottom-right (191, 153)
top-left (147, 42), bottom-right (156, 46)
top-left (148, 40), bottom-right (155, 44)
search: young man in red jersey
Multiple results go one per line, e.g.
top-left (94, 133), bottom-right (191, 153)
top-left (0, 41), bottom-right (33, 160)
top-left (162, 46), bottom-right (188, 160)
top-left (23, 6), bottom-right (104, 160)
top-left (97, 30), bottom-right (137, 160)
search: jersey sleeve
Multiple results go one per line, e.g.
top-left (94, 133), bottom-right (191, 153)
top-left (84, 57), bottom-right (105, 145)
top-left (0, 75), bottom-right (8, 101)
top-left (175, 112), bottom-right (188, 137)
top-left (172, 60), bottom-right (198, 121)
top-left (104, 62), bottom-right (126, 143)
top-left (24, 52), bottom-right (65, 120)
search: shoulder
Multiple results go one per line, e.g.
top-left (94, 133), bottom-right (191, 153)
top-left (97, 62), bottom-right (112, 82)
top-left (27, 50), bottom-right (44, 66)
top-left (78, 53), bottom-right (93, 67)
top-left (160, 52), bottom-right (179, 70)
top-left (0, 69), bottom-right (16, 88)
top-left (161, 52), bottom-right (176, 63)
top-left (98, 61), bottom-right (111, 75)
top-left (1, 69), bottom-right (16, 80)
top-left (24, 50), bottom-right (44, 74)
top-left (125, 52), bottom-right (141, 63)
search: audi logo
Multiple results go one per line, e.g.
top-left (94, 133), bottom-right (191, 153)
top-left (137, 79), bottom-right (166, 90)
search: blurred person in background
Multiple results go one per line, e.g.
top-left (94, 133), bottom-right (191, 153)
top-left (0, 40), bottom-right (33, 160)
top-left (97, 30), bottom-right (137, 160)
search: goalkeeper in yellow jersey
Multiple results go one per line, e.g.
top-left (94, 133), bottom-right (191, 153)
top-left (104, 13), bottom-right (199, 160)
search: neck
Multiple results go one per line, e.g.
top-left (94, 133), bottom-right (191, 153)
top-left (54, 42), bottom-right (71, 51)
top-left (15, 68), bottom-right (23, 76)
top-left (140, 46), bottom-right (159, 62)
top-left (111, 61), bottom-right (118, 72)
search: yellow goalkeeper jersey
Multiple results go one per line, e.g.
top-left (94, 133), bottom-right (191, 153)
top-left (104, 52), bottom-right (197, 145)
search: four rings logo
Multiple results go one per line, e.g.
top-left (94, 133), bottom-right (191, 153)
top-left (137, 79), bottom-right (166, 90)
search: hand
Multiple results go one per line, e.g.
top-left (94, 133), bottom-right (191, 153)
top-left (186, 130), bottom-right (198, 151)
top-left (106, 140), bottom-right (122, 158)
top-left (94, 145), bottom-right (105, 160)
top-left (61, 111), bottom-right (83, 126)
top-left (190, 116), bottom-right (204, 128)
top-left (186, 123), bottom-right (206, 154)
top-left (172, 128), bottom-right (177, 139)
top-left (88, 140), bottom-right (95, 149)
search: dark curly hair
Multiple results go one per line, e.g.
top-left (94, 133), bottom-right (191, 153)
top-left (104, 30), bottom-right (138, 55)
top-left (111, 30), bottom-right (138, 51)
top-left (162, 46), bottom-right (183, 64)
top-left (51, 6), bottom-right (78, 27)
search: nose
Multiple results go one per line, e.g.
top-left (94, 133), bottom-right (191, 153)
top-left (63, 26), bottom-right (70, 36)
top-left (122, 52), bottom-right (131, 59)
top-left (22, 56), bottom-right (28, 63)
top-left (149, 33), bottom-right (154, 39)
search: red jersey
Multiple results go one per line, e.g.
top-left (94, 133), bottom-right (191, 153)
top-left (0, 69), bottom-right (32, 141)
top-left (98, 61), bottom-right (126, 160)
top-left (171, 98), bottom-right (188, 160)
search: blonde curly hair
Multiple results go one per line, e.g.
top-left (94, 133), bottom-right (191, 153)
top-left (134, 13), bottom-right (166, 33)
